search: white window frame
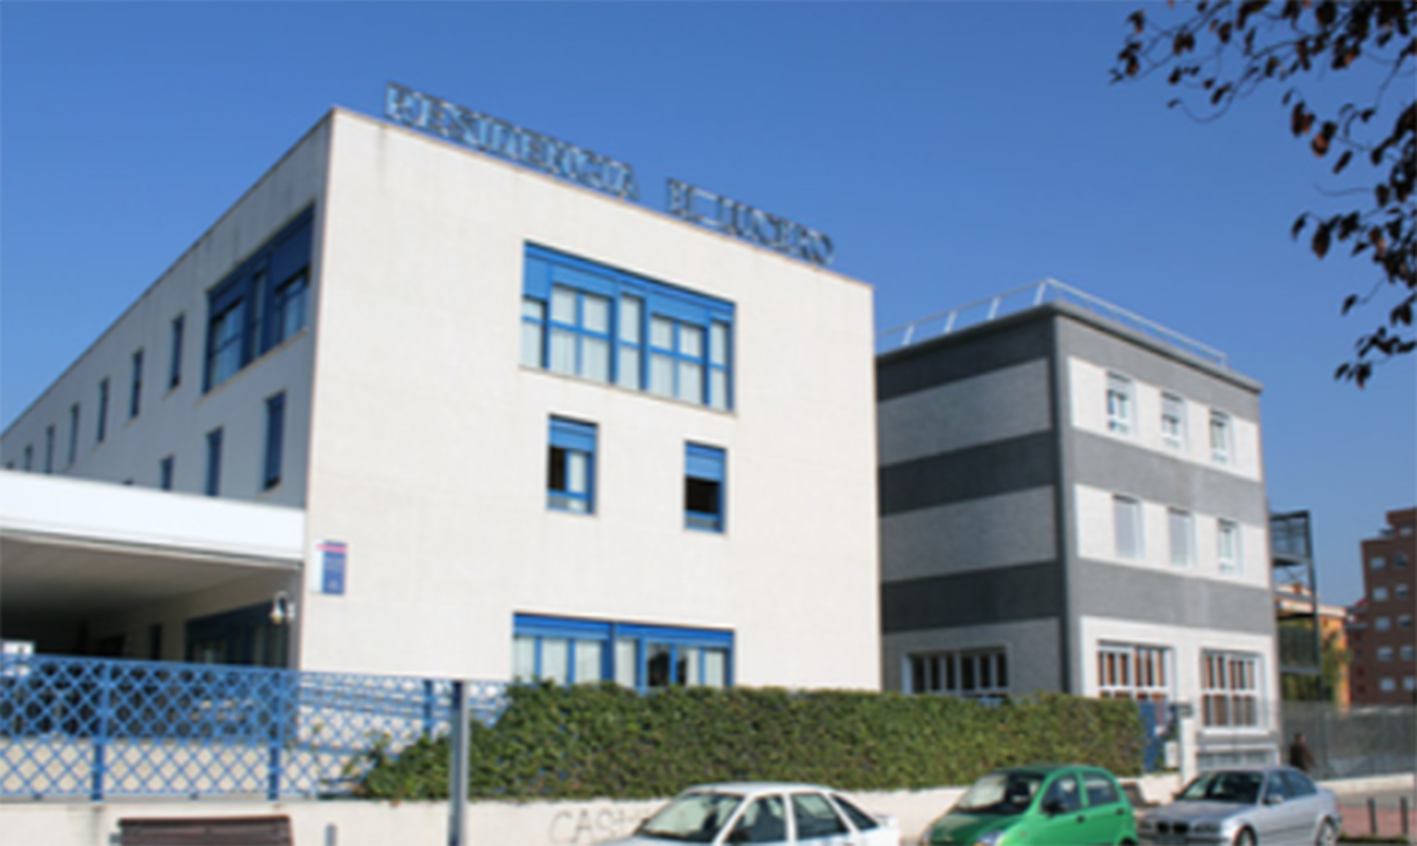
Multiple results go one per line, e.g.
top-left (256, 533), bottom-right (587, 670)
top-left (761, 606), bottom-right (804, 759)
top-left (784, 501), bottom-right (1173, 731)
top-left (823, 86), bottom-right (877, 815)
top-left (1217, 520), bottom-right (1242, 576)
top-left (907, 648), bottom-right (1009, 698)
top-left (1098, 643), bottom-right (1172, 702)
top-left (1209, 410), bottom-right (1233, 465)
top-left (1161, 393), bottom-right (1187, 450)
top-left (1202, 651), bottom-right (1263, 730)
top-left (1107, 373), bottom-right (1134, 435)
top-left (1114, 495), bottom-right (1144, 561)
top-left (1169, 509), bottom-right (1195, 568)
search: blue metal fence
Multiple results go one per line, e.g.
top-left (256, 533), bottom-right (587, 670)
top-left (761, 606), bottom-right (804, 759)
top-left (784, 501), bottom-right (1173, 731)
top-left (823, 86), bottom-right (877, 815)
top-left (0, 653), bottom-right (507, 800)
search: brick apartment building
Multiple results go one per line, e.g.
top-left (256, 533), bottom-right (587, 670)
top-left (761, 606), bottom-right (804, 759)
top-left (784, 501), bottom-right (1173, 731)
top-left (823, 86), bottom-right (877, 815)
top-left (1348, 507), bottom-right (1416, 705)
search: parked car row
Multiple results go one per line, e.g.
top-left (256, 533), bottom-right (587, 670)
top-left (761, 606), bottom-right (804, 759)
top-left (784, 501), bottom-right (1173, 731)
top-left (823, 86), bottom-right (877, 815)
top-left (602, 765), bottom-right (1340, 846)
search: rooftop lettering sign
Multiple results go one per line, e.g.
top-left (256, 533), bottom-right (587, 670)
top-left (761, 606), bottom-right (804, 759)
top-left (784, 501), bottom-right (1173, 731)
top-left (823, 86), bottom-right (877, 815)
top-left (384, 83), bottom-right (640, 201)
top-left (667, 178), bottom-right (835, 267)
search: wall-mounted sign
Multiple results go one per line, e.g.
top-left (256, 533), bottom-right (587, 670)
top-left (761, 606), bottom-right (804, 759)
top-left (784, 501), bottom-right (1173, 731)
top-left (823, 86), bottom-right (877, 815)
top-left (667, 178), bottom-right (835, 267)
top-left (385, 83), bottom-right (640, 201)
top-left (318, 541), bottom-right (347, 596)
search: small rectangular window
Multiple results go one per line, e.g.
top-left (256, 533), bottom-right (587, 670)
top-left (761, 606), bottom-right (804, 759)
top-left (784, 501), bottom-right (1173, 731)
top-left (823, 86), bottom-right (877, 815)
top-left (43, 426), bottom-right (55, 474)
top-left (264, 392), bottom-right (286, 490)
top-left (1114, 495), bottom-right (1143, 560)
top-left (130, 349), bottom-right (144, 419)
top-left (685, 443), bottom-right (726, 532)
top-left (160, 456), bottom-right (175, 491)
top-left (97, 379), bottom-right (110, 443)
top-left (67, 404), bottom-right (80, 466)
top-left (1210, 411), bottom-right (1233, 465)
top-left (205, 428), bottom-right (223, 497)
top-left (1396, 584), bottom-right (1410, 599)
top-left (1378, 646), bottom-right (1394, 662)
top-left (1375, 616), bottom-right (1391, 632)
top-left (23, 445), bottom-right (33, 472)
top-left (1218, 520), bottom-right (1242, 575)
top-left (169, 315), bottom-right (185, 389)
top-left (1161, 394), bottom-right (1186, 449)
top-left (1371, 556), bottom-right (1387, 571)
top-left (548, 417), bottom-right (596, 514)
top-left (1107, 373), bottom-right (1133, 435)
top-left (1169, 509), bottom-right (1194, 568)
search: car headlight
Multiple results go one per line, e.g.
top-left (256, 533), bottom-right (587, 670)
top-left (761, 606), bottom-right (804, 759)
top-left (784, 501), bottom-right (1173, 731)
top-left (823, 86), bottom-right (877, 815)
top-left (1137, 818), bottom-right (1156, 832)
top-left (973, 830), bottom-right (1005, 846)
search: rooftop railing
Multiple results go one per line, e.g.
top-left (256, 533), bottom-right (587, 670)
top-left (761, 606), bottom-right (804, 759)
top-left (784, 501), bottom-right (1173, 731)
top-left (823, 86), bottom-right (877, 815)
top-left (876, 279), bottom-right (1229, 369)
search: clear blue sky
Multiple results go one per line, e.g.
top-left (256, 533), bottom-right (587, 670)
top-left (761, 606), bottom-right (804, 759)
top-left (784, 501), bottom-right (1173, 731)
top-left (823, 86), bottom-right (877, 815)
top-left (2, 3), bottom-right (1412, 605)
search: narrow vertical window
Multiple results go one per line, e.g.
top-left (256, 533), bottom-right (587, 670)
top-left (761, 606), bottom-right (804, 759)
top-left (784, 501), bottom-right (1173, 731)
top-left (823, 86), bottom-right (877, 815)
top-left (616, 295), bottom-right (643, 390)
top-left (160, 456), bottom-right (175, 491)
top-left (709, 322), bottom-right (731, 410)
top-left (44, 426), bottom-right (55, 474)
top-left (205, 428), bottom-right (223, 497)
top-left (263, 392), bottom-right (286, 490)
top-left (1209, 411), bottom-right (1233, 465)
top-left (548, 417), bottom-right (596, 514)
top-left (520, 297), bottom-right (546, 368)
top-left (1114, 495), bottom-right (1143, 560)
top-left (67, 404), bottom-right (80, 466)
top-left (1217, 520), bottom-right (1242, 575)
top-left (169, 315), bottom-right (185, 389)
top-left (23, 445), bottom-right (33, 471)
top-left (1106, 373), bottom-right (1133, 435)
top-left (97, 378), bottom-right (110, 443)
top-left (1168, 509), bottom-right (1194, 568)
top-left (685, 443), bottom-right (726, 532)
top-left (1161, 394), bottom-right (1186, 450)
top-left (130, 349), bottom-right (144, 419)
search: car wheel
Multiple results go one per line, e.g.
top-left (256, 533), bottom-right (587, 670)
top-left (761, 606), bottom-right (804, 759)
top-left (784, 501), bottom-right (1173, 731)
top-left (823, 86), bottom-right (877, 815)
top-left (1315, 819), bottom-right (1338, 846)
top-left (1233, 829), bottom-right (1257, 846)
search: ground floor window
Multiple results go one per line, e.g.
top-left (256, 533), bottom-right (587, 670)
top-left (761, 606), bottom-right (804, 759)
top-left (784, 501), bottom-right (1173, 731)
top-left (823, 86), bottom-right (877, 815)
top-left (1202, 651), bottom-right (1261, 728)
top-left (185, 604), bottom-right (289, 668)
top-left (513, 613), bottom-right (731, 693)
top-left (1098, 643), bottom-right (1171, 702)
top-left (907, 648), bottom-right (1008, 698)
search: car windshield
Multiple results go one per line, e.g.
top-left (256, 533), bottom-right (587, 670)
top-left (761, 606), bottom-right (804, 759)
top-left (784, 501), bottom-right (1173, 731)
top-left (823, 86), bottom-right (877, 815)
top-left (636, 791), bottom-right (744, 842)
top-left (1178, 771), bottom-right (1264, 805)
top-left (955, 772), bottom-right (1044, 815)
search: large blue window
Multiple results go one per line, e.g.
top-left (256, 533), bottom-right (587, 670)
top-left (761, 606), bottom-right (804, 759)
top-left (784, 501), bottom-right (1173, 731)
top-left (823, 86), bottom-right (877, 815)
top-left (685, 444), bottom-right (726, 532)
top-left (513, 613), bottom-right (732, 693)
top-left (204, 208), bottom-right (313, 392)
top-left (522, 245), bottom-right (734, 410)
top-left (548, 417), bottom-right (596, 514)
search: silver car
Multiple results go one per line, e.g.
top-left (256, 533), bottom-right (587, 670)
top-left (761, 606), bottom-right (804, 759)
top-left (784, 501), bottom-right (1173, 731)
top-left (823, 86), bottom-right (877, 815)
top-left (1137, 767), bottom-right (1340, 846)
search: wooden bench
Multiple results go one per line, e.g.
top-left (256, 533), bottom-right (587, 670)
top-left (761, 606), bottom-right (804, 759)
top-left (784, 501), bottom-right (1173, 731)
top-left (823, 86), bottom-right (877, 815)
top-left (118, 815), bottom-right (293, 846)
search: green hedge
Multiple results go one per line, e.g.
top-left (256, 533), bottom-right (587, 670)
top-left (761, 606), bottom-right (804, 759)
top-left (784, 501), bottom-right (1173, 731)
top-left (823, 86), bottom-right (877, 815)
top-left (353, 684), bottom-right (1144, 801)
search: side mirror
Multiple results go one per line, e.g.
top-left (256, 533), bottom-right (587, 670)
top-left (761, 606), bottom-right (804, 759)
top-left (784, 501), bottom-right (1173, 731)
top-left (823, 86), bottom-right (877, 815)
top-left (1264, 794), bottom-right (1285, 806)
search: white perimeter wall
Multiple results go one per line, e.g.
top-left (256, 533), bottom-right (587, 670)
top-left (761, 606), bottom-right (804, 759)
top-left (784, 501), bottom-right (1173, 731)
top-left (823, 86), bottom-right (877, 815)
top-left (297, 110), bottom-right (880, 688)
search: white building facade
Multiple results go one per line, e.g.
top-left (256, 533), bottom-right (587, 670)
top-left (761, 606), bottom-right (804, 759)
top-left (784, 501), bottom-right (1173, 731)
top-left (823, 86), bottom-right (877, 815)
top-left (876, 291), bottom-right (1281, 768)
top-left (1, 102), bottom-right (882, 692)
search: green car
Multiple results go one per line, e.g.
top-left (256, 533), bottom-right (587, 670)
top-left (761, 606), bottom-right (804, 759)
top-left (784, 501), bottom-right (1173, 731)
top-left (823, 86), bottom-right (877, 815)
top-left (923, 765), bottom-right (1138, 846)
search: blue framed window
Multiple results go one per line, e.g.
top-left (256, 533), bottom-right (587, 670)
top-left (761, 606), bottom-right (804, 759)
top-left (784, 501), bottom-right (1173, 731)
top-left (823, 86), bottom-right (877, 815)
top-left (160, 455), bottom-right (175, 491)
top-left (96, 378), bottom-right (109, 443)
top-left (548, 417), bottom-right (595, 514)
top-left (685, 444), bottom-right (726, 532)
top-left (204, 208), bottom-right (313, 392)
top-left (513, 613), bottom-right (732, 693)
top-left (205, 428), bottom-right (223, 497)
top-left (130, 349), bottom-right (143, 419)
top-left (522, 244), bottom-right (734, 410)
top-left (67, 404), bottom-right (79, 466)
top-left (264, 392), bottom-right (286, 490)
top-left (169, 315), bottom-right (184, 389)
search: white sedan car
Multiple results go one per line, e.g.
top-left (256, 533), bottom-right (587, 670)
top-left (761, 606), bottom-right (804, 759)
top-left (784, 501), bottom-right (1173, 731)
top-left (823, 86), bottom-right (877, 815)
top-left (600, 782), bottom-right (900, 846)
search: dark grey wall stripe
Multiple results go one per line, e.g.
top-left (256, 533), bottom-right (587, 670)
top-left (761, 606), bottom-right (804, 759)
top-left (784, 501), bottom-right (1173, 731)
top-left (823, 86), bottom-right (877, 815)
top-left (877, 323), bottom-right (1053, 401)
top-left (879, 432), bottom-right (1057, 516)
top-left (881, 561), bottom-right (1063, 633)
top-left (1071, 559), bottom-right (1276, 635)
top-left (1070, 431), bottom-right (1268, 524)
